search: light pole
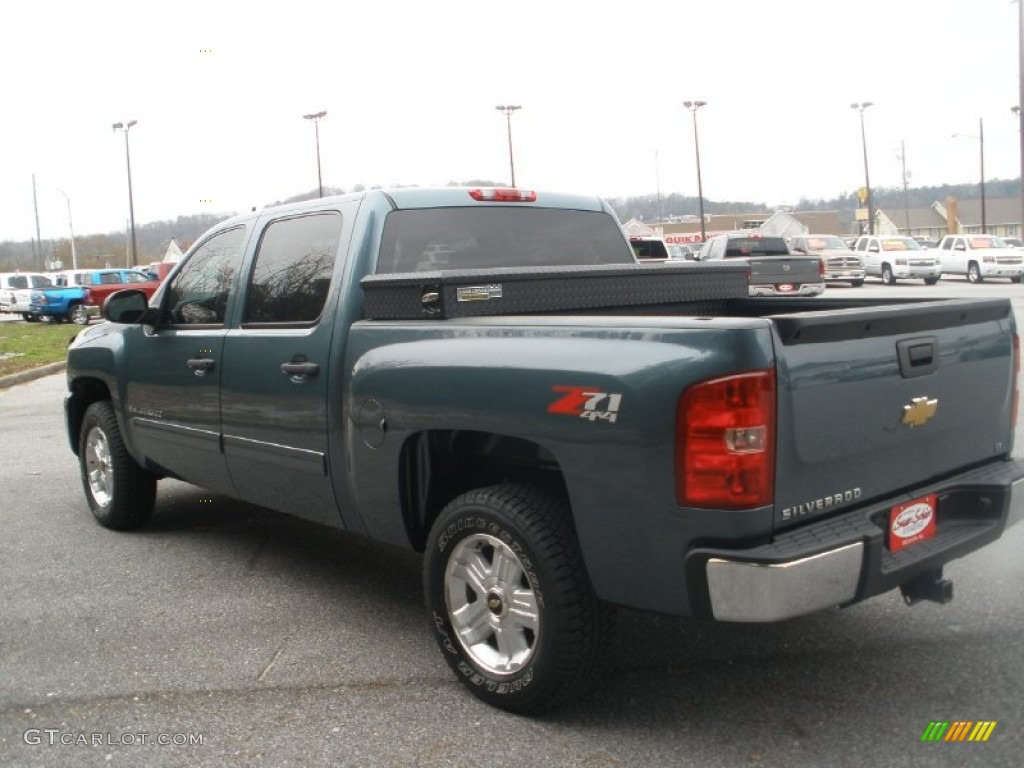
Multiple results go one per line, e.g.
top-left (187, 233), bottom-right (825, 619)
top-left (683, 100), bottom-right (707, 242)
top-left (1014, 105), bottom-right (1023, 237)
top-left (494, 105), bottom-right (521, 186)
top-left (850, 102), bottom-right (874, 235)
top-left (112, 120), bottom-right (138, 267)
top-left (952, 119), bottom-right (986, 234)
top-left (58, 189), bottom-right (77, 270)
top-left (303, 111), bottom-right (327, 198)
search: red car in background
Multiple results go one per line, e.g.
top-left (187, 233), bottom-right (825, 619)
top-left (81, 269), bottom-right (162, 310)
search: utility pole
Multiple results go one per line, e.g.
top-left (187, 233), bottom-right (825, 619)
top-left (32, 174), bottom-right (43, 269)
top-left (898, 140), bottom-right (911, 235)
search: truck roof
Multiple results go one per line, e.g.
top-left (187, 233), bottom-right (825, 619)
top-left (217, 187), bottom-right (613, 231)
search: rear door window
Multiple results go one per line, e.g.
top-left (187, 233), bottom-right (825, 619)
top-left (243, 213), bottom-right (342, 325)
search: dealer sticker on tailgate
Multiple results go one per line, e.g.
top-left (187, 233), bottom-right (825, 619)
top-left (888, 494), bottom-right (937, 552)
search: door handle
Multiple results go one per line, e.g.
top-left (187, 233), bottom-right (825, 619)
top-left (186, 357), bottom-right (215, 376)
top-left (280, 361), bottom-right (320, 378)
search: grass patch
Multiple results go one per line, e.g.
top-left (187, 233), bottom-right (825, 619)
top-left (0, 321), bottom-right (84, 377)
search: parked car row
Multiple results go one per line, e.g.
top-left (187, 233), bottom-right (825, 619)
top-left (2, 268), bottom-right (168, 323)
top-left (636, 230), bottom-right (1024, 289)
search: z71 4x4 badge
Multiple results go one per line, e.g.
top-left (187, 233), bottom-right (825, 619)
top-left (548, 386), bottom-right (623, 424)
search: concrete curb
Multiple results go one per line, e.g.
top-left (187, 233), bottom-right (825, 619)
top-left (0, 361), bottom-right (66, 390)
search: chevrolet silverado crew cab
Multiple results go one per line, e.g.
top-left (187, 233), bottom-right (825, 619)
top-left (695, 232), bottom-right (825, 296)
top-left (65, 187), bottom-right (1023, 713)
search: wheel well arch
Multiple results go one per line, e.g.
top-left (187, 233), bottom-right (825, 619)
top-left (67, 377), bottom-right (112, 455)
top-left (398, 430), bottom-right (568, 552)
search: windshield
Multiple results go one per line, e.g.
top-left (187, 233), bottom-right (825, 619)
top-left (806, 236), bottom-right (849, 250)
top-left (881, 238), bottom-right (921, 251)
top-left (967, 236), bottom-right (1007, 249)
top-left (376, 208), bottom-right (635, 273)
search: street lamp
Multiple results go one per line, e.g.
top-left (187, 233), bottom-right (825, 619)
top-left (952, 118), bottom-right (986, 234)
top-left (303, 111), bottom-right (327, 198)
top-left (494, 105), bottom-right (522, 186)
top-left (850, 102), bottom-right (874, 235)
top-left (683, 100), bottom-right (707, 243)
top-left (112, 120), bottom-right (138, 267)
top-left (58, 189), bottom-right (77, 270)
top-left (1014, 105), bottom-right (1023, 236)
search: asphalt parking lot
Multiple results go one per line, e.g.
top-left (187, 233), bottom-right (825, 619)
top-left (2, 277), bottom-right (1023, 767)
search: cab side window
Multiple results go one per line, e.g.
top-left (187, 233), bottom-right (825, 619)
top-left (163, 227), bottom-right (247, 325)
top-left (243, 213), bottom-right (342, 325)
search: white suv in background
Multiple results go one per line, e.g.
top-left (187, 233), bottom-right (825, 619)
top-left (853, 235), bottom-right (942, 285)
top-left (0, 272), bottom-right (53, 320)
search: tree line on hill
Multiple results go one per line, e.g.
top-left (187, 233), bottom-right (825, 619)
top-left (2, 179), bottom-right (1019, 273)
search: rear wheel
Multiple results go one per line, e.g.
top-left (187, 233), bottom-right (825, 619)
top-left (881, 264), bottom-right (896, 285)
top-left (1012, 275), bottom-right (1022, 284)
top-left (849, 279), bottom-right (865, 288)
top-left (425, 483), bottom-right (606, 713)
top-left (79, 401), bottom-right (157, 530)
top-left (967, 262), bottom-right (983, 283)
top-left (69, 303), bottom-right (90, 325)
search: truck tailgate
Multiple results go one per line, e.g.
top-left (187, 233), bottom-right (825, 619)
top-left (768, 299), bottom-right (1016, 531)
top-left (749, 256), bottom-right (821, 287)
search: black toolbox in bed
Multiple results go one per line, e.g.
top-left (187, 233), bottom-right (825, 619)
top-left (360, 261), bottom-right (750, 320)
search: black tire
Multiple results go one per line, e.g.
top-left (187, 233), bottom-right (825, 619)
top-left (23, 313), bottom-right (40, 322)
top-left (424, 483), bottom-right (605, 713)
top-left (923, 276), bottom-right (940, 286)
top-left (1011, 275), bottom-right (1023, 284)
top-left (881, 264), bottom-right (896, 285)
top-left (69, 303), bottom-right (90, 325)
top-left (967, 262), bottom-right (983, 283)
top-left (78, 401), bottom-right (157, 530)
top-left (849, 279), bottom-right (865, 288)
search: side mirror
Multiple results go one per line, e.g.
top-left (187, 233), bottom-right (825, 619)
top-left (103, 289), bottom-right (158, 325)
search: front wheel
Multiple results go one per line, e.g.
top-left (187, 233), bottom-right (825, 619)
top-left (967, 262), bottom-right (983, 283)
top-left (923, 276), bottom-right (940, 285)
top-left (1011, 275), bottom-right (1022, 284)
top-left (79, 401), bottom-right (157, 530)
top-left (424, 483), bottom-right (605, 713)
top-left (881, 264), bottom-right (896, 285)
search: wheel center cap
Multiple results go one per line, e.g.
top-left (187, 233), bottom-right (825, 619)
top-left (486, 592), bottom-right (504, 615)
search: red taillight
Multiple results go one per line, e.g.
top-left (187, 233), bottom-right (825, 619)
top-left (818, 257), bottom-right (826, 278)
top-left (468, 188), bottom-right (537, 202)
top-left (675, 370), bottom-right (776, 509)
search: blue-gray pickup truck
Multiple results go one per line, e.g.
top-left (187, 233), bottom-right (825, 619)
top-left (64, 187), bottom-right (1024, 713)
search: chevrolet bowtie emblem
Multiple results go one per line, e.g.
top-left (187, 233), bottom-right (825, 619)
top-left (902, 397), bottom-right (938, 427)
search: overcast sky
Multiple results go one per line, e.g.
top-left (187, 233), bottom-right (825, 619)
top-left (2, 0), bottom-right (1021, 244)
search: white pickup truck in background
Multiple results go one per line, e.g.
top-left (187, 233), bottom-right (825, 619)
top-left (932, 234), bottom-right (1024, 283)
